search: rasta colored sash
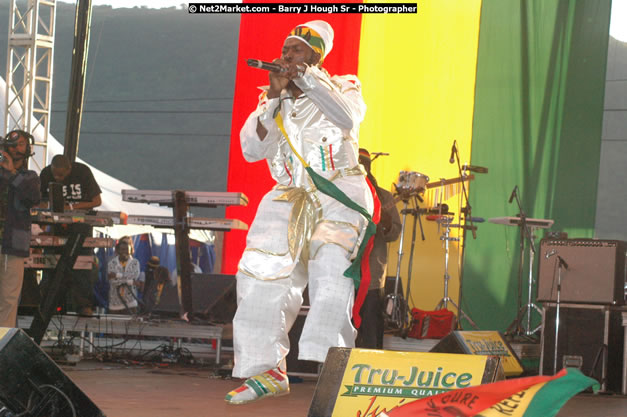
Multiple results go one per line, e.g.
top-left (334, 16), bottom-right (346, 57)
top-left (274, 112), bottom-right (380, 327)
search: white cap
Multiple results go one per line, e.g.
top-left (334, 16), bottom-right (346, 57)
top-left (287, 20), bottom-right (334, 60)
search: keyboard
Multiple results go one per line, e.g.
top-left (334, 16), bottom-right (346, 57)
top-left (126, 215), bottom-right (248, 231)
top-left (122, 190), bottom-right (248, 207)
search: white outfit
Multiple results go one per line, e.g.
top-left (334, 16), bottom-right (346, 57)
top-left (233, 65), bottom-right (373, 378)
top-left (107, 256), bottom-right (140, 311)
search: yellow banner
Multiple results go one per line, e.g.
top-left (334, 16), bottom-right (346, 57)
top-left (332, 349), bottom-right (491, 417)
top-left (358, 0), bottom-right (483, 315)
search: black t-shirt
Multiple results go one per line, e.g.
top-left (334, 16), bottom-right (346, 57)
top-left (40, 162), bottom-right (102, 203)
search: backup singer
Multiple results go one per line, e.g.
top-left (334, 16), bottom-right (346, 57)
top-left (226, 20), bottom-right (374, 405)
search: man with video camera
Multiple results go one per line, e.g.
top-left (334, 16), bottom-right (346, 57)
top-left (0, 130), bottom-right (41, 327)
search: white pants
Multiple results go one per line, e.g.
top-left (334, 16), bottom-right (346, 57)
top-left (232, 175), bottom-right (372, 378)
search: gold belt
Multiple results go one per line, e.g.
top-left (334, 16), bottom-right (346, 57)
top-left (273, 165), bottom-right (364, 262)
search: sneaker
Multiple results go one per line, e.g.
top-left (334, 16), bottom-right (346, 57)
top-left (225, 368), bottom-right (290, 405)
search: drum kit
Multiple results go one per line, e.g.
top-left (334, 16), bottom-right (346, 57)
top-left (384, 168), bottom-right (479, 334)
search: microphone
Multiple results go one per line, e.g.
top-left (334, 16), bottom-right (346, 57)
top-left (462, 164), bottom-right (489, 174)
top-left (449, 140), bottom-right (456, 164)
top-left (246, 59), bottom-right (286, 73)
top-left (371, 152), bottom-right (390, 157)
top-left (508, 185), bottom-right (518, 204)
top-left (545, 249), bottom-right (557, 259)
top-left (557, 255), bottom-right (569, 269)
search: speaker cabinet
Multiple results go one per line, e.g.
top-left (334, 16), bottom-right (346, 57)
top-left (0, 327), bottom-right (105, 416)
top-left (537, 239), bottom-right (626, 305)
top-left (152, 273), bottom-right (236, 322)
top-left (540, 303), bottom-right (625, 393)
top-left (430, 331), bottom-right (523, 377)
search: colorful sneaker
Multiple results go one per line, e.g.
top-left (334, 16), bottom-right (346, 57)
top-left (225, 368), bottom-right (290, 405)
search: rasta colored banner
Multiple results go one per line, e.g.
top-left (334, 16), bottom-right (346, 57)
top-left (380, 368), bottom-right (598, 417)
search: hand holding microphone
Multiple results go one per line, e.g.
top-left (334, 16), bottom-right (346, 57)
top-left (246, 58), bottom-right (306, 78)
top-left (247, 59), bottom-right (287, 73)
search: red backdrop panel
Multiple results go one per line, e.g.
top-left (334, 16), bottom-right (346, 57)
top-left (223, 1), bottom-right (363, 273)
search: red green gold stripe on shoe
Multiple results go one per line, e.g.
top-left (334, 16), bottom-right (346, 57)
top-left (245, 377), bottom-right (268, 397)
top-left (255, 374), bottom-right (279, 393)
top-left (225, 385), bottom-right (249, 400)
top-left (266, 369), bottom-right (285, 382)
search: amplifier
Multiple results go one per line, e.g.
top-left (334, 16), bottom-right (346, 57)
top-left (539, 304), bottom-right (625, 393)
top-left (537, 239), bottom-right (626, 305)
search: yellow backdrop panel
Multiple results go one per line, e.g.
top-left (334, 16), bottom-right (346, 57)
top-left (358, 0), bottom-right (482, 314)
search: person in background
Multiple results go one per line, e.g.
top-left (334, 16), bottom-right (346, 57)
top-left (355, 148), bottom-right (401, 349)
top-left (0, 130), bottom-right (40, 327)
top-left (39, 154), bottom-right (102, 315)
top-left (107, 236), bottom-right (141, 314)
top-left (39, 155), bottom-right (101, 211)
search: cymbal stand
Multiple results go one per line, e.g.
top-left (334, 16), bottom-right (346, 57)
top-left (385, 192), bottom-right (424, 334)
top-left (505, 186), bottom-right (537, 338)
top-left (434, 215), bottom-right (456, 310)
top-left (434, 216), bottom-right (475, 327)
top-left (401, 195), bottom-right (426, 336)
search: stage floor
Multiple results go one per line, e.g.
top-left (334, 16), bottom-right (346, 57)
top-left (63, 360), bottom-right (627, 417)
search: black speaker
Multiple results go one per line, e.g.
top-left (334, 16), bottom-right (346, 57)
top-left (538, 239), bottom-right (626, 305)
top-left (18, 270), bottom-right (41, 315)
top-left (151, 273), bottom-right (236, 322)
top-left (540, 304), bottom-right (624, 393)
top-left (0, 328), bottom-right (105, 416)
top-left (430, 331), bottom-right (523, 377)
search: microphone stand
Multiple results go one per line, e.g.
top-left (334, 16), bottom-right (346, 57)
top-left (552, 254), bottom-right (568, 374)
top-left (450, 146), bottom-right (478, 330)
top-left (505, 186), bottom-right (536, 338)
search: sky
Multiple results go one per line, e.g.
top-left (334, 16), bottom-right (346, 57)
top-left (58, 0), bottom-right (186, 8)
top-left (57, 0), bottom-right (241, 8)
top-left (57, 0), bottom-right (627, 42)
top-left (611, 0), bottom-right (627, 42)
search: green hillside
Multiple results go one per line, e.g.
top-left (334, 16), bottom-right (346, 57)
top-left (0, 3), bottom-right (240, 215)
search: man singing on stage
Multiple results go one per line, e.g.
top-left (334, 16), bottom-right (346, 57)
top-left (226, 20), bottom-right (375, 405)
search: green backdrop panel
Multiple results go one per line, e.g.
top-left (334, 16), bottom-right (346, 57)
top-left (462, 0), bottom-right (611, 331)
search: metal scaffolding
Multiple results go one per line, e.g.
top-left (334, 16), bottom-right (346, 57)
top-left (4, 0), bottom-right (56, 171)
